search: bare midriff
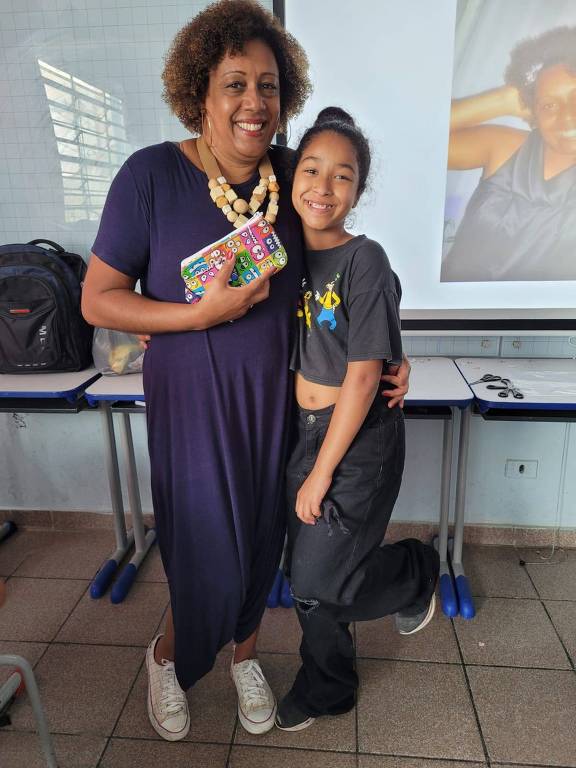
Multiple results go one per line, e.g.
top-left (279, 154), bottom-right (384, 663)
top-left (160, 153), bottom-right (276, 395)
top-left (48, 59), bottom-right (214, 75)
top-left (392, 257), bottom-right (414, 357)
top-left (295, 371), bottom-right (341, 410)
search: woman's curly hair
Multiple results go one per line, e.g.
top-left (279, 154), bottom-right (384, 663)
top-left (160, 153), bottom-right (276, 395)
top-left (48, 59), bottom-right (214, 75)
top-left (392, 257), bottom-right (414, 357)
top-left (162, 0), bottom-right (311, 133)
top-left (505, 26), bottom-right (576, 110)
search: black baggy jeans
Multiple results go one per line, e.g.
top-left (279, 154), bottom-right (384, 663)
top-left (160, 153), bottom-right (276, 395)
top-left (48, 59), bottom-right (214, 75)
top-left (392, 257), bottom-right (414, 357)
top-left (285, 397), bottom-right (439, 717)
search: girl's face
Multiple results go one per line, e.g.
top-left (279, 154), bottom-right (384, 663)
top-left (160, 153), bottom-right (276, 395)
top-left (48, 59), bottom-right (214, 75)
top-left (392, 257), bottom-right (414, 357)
top-left (534, 64), bottom-right (576, 157)
top-left (292, 131), bottom-right (360, 238)
top-left (203, 39), bottom-right (280, 164)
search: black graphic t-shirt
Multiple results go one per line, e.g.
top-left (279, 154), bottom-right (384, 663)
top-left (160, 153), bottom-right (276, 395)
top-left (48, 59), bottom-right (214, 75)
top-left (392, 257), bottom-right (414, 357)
top-left (292, 235), bottom-right (402, 386)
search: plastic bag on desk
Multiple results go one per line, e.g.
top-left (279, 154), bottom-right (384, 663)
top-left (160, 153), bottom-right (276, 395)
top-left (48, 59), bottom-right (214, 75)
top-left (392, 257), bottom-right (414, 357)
top-left (92, 328), bottom-right (144, 375)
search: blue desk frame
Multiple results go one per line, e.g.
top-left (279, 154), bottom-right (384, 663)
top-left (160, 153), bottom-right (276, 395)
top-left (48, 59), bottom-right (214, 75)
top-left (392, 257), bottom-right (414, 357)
top-left (84, 375), bottom-right (156, 603)
top-left (455, 357), bottom-right (576, 617)
top-left (404, 357), bottom-right (475, 619)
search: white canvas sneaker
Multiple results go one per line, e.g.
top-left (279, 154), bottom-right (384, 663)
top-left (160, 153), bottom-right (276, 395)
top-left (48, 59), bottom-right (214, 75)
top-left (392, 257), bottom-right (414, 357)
top-left (145, 635), bottom-right (190, 741)
top-left (231, 658), bottom-right (276, 734)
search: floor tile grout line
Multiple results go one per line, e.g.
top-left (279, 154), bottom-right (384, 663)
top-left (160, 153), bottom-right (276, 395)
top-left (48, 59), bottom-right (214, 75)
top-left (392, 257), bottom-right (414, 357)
top-left (42, 580), bottom-right (93, 647)
top-left (471, 593), bottom-right (573, 601)
top-left (96, 597), bottom-right (168, 764)
top-left (4, 572), bottom-right (166, 584)
top-left (358, 655), bottom-right (574, 674)
top-left (539, 600), bottom-right (575, 673)
top-left (222, 741), bottom-right (359, 755)
top-left (357, 749), bottom-right (489, 763)
top-left (522, 561), bottom-right (576, 671)
top-left (449, 617), bottom-right (492, 767)
top-left (93, 735), bottom-right (110, 768)
top-left (226, 715), bottom-right (239, 767)
top-left (353, 621), bottom-right (359, 758)
top-left (5, 574), bottom-right (93, 583)
top-left (2, 725), bottom-right (232, 745)
top-left (489, 762), bottom-right (576, 768)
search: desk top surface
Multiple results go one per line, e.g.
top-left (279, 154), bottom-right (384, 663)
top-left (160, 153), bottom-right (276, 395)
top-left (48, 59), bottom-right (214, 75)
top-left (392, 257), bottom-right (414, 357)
top-left (85, 373), bottom-right (144, 402)
top-left (456, 357), bottom-right (576, 410)
top-left (0, 368), bottom-right (100, 398)
top-left (84, 359), bottom-right (472, 407)
top-left (404, 357), bottom-right (473, 406)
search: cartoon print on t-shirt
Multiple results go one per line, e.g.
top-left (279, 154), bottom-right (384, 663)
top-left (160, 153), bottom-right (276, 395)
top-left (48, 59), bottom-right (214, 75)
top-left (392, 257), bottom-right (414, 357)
top-left (315, 273), bottom-right (341, 332)
top-left (297, 278), bottom-right (313, 331)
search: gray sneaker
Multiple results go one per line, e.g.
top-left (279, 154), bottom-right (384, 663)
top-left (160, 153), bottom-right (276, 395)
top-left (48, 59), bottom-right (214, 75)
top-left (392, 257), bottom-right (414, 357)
top-left (395, 592), bottom-right (436, 635)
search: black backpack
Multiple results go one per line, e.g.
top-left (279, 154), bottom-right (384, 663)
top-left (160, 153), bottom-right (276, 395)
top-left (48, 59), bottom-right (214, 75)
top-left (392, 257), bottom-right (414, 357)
top-left (0, 239), bottom-right (94, 373)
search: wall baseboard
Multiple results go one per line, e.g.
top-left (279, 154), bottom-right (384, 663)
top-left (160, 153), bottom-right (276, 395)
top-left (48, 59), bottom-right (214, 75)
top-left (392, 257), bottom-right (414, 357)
top-left (1, 509), bottom-right (575, 549)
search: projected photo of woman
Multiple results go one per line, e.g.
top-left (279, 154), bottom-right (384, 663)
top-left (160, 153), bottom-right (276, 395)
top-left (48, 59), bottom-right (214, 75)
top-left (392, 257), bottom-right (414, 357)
top-left (441, 22), bottom-right (576, 283)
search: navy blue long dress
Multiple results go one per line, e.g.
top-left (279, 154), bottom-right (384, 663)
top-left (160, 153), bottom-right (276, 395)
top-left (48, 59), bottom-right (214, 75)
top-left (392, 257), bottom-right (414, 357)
top-left (92, 142), bottom-right (303, 689)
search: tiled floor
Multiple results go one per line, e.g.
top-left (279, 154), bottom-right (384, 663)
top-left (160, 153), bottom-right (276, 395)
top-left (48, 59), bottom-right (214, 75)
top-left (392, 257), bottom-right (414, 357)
top-left (1, 531), bottom-right (575, 767)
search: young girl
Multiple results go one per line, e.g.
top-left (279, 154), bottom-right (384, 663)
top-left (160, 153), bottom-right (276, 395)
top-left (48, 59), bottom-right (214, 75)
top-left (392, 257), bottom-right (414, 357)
top-left (277, 108), bottom-right (439, 731)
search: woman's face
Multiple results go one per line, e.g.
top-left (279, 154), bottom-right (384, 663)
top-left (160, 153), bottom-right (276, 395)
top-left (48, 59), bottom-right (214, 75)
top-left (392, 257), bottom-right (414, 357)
top-left (534, 64), bottom-right (576, 156)
top-left (203, 39), bottom-right (280, 164)
top-left (292, 131), bottom-right (360, 235)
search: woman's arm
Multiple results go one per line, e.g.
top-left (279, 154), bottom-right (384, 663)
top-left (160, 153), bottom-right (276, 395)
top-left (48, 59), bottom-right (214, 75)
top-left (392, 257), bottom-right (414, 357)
top-left (450, 85), bottom-right (529, 130)
top-left (295, 359), bottom-right (383, 525)
top-left (81, 253), bottom-right (275, 333)
top-left (448, 86), bottom-right (529, 173)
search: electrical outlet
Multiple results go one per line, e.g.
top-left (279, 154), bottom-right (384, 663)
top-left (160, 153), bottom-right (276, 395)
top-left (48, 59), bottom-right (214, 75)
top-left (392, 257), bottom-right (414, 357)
top-left (505, 459), bottom-right (538, 479)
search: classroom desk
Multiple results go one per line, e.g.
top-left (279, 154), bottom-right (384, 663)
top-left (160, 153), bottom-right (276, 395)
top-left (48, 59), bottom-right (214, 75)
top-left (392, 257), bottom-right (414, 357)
top-left (404, 357), bottom-right (474, 618)
top-left (83, 360), bottom-right (477, 616)
top-left (84, 374), bottom-right (156, 603)
top-left (455, 359), bottom-right (576, 586)
top-left (0, 369), bottom-right (100, 545)
top-left (455, 357), bottom-right (576, 416)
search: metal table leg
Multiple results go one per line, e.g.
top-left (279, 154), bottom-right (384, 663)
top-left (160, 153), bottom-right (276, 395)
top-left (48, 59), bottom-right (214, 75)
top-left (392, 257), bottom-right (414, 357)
top-left (452, 406), bottom-right (475, 619)
top-left (110, 412), bottom-right (156, 604)
top-left (90, 403), bottom-right (134, 599)
top-left (0, 655), bottom-right (57, 768)
top-left (437, 410), bottom-right (458, 617)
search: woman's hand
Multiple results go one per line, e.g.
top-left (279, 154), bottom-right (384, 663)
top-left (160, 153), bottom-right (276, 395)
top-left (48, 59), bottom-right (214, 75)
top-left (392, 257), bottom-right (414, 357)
top-left (137, 334), bottom-right (151, 350)
top-left (195, 255), bottom-right (276, 328)
top-left (295, 469), bottom-right (333, 525)
top-left (380, 354), bottom-right (410, 408)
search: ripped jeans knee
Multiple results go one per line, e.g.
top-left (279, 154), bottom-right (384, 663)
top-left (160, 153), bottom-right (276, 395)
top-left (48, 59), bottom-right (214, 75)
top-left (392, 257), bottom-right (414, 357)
top-left (291, 588), bottom-right (320, 615)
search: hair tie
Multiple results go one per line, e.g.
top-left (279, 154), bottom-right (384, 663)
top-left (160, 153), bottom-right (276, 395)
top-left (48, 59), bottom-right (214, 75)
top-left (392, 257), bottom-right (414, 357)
top-left (525, 62), bottom-right (544, 85)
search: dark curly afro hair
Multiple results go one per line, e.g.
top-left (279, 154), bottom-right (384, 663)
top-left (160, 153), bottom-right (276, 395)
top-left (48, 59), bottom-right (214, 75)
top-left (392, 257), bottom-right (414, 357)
top-left (505, 26), bottom-right (576, 110)
top-left (162, 0), bottom-right (312, 134)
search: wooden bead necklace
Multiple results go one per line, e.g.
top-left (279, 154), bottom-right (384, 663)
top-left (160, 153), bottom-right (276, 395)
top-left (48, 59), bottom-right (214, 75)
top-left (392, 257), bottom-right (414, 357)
top-left (195, 136), bottom-right (279, 226)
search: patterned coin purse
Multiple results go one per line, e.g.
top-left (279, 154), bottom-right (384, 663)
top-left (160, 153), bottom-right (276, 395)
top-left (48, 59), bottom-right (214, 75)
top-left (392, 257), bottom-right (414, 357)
top-left (180, 212), bottom-right (288, 304)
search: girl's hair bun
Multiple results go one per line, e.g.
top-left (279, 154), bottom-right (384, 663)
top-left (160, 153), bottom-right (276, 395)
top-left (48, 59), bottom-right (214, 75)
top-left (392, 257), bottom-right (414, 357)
top-left (314, 106), bottom-right (355, 128)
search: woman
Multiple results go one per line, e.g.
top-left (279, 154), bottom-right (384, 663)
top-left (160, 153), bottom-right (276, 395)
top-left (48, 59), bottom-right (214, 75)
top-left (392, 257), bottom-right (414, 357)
top-left (442, 26), bottom-right (576, 282)
top-left (82, 0), bottom-right (410, 742)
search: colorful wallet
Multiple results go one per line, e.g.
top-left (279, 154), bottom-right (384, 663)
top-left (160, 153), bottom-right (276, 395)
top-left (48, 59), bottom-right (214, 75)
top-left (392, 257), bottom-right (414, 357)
top-left (180, 212), bottom-right (288, 304)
